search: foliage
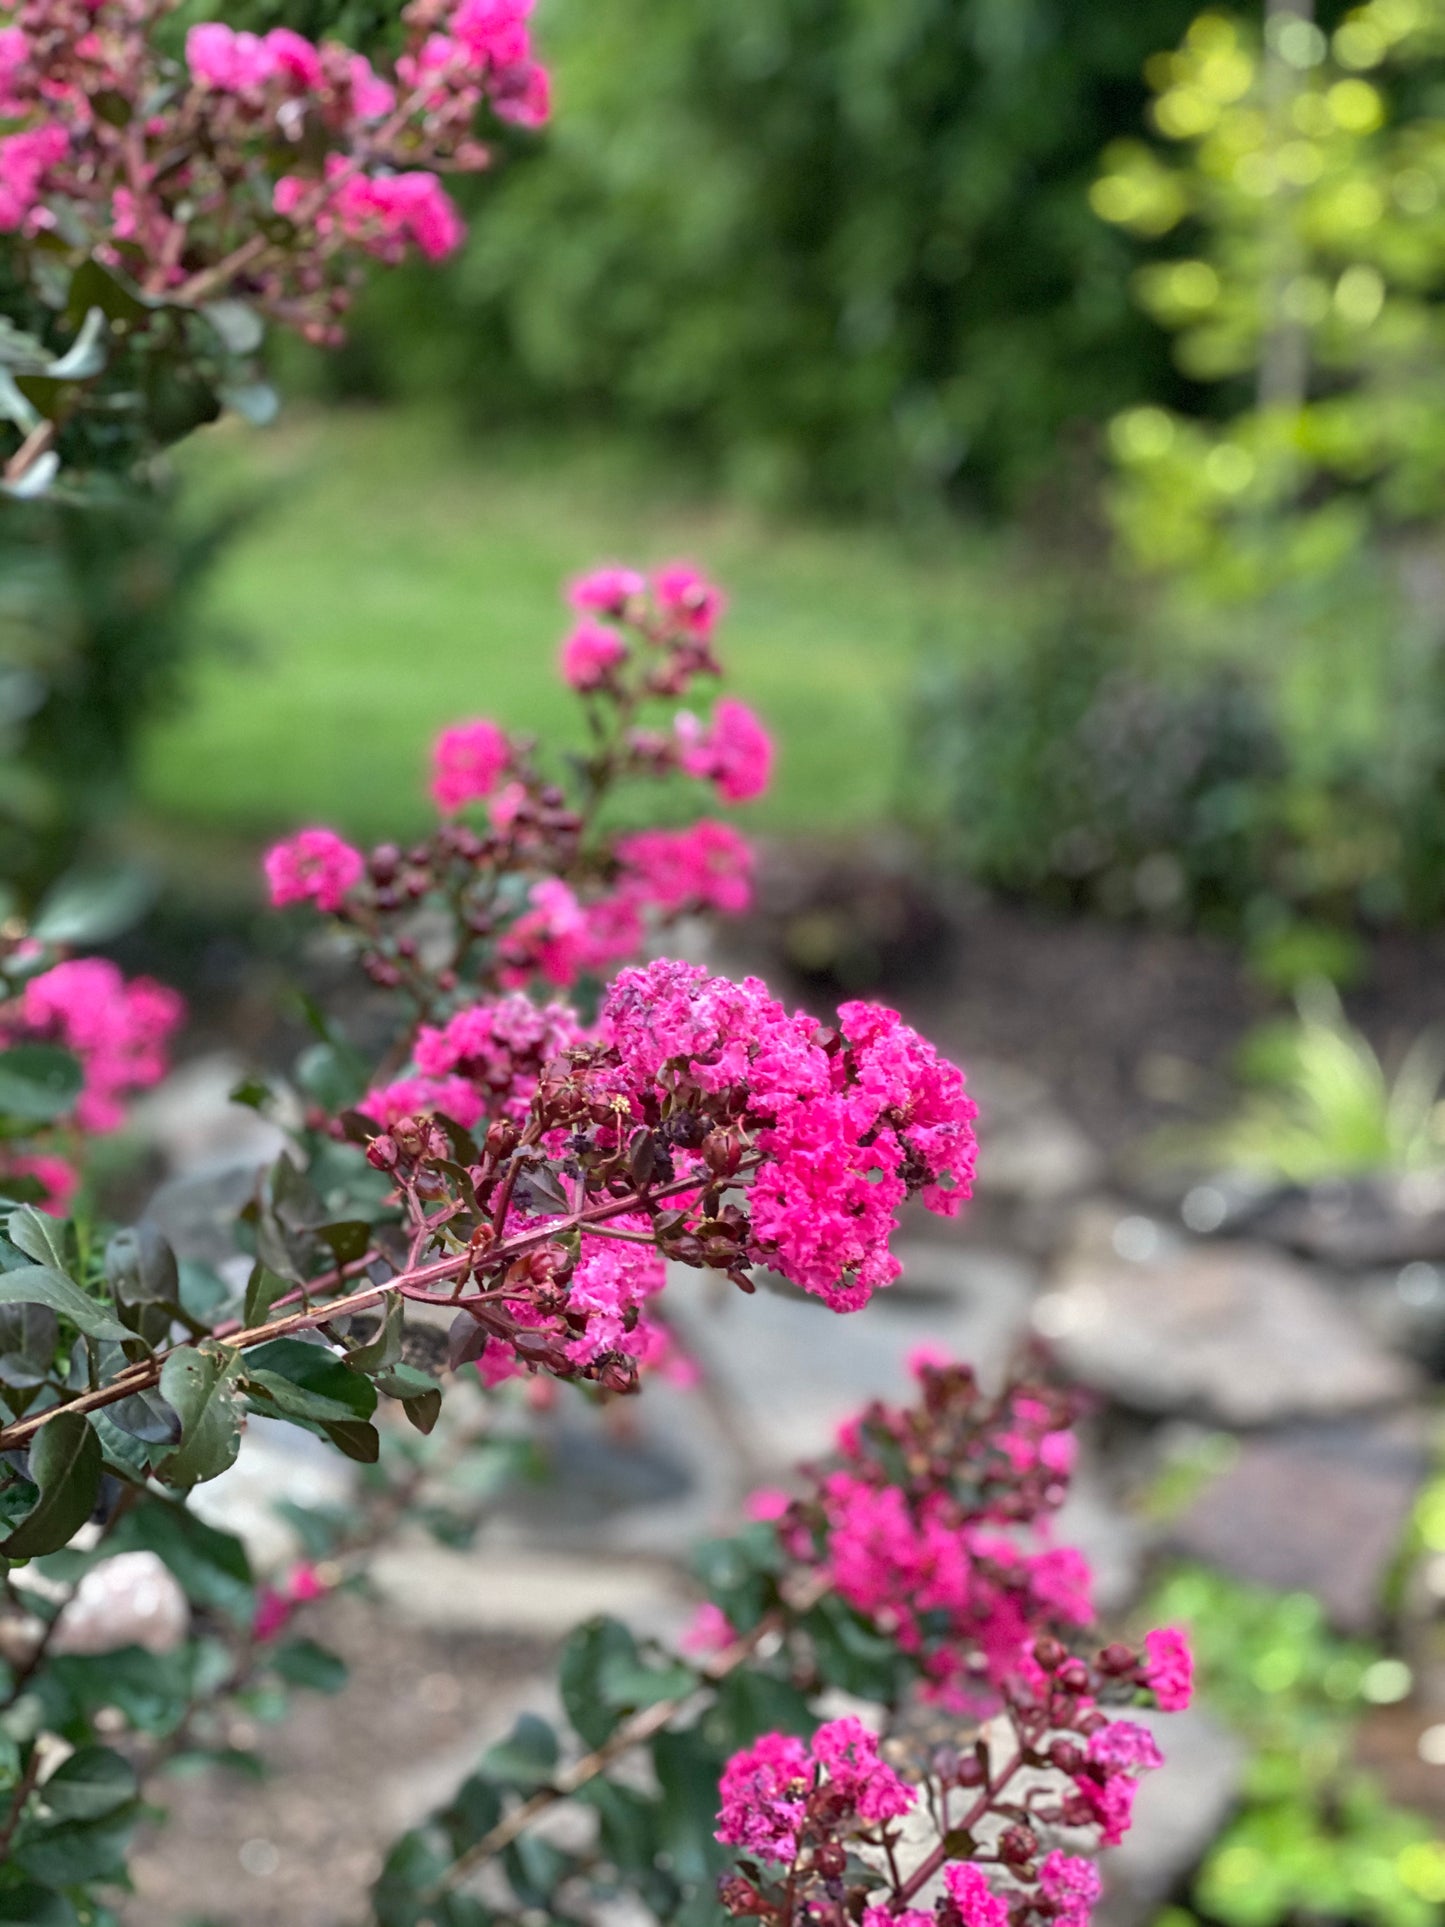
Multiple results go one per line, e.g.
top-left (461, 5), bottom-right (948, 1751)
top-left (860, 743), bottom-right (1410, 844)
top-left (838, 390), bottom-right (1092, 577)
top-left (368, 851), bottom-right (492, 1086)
top-left (1144, 1567), bottom-right (1445, 1927)
top-left (1097, 1), bottom-right (1445, 596)
top-left (1193, 980), bottom-right (1445, 1182)
top-left (299, 0), bottom-right (1255, 513)
top-left (0, 481), bottom-right (251, 914)
top-left (903, 596), bottom-right (1291, 933)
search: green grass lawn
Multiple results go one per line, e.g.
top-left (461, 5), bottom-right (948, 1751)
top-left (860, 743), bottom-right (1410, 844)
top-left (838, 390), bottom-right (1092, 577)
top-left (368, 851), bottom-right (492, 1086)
top-left (141, 407), bottom-right (1013, 847)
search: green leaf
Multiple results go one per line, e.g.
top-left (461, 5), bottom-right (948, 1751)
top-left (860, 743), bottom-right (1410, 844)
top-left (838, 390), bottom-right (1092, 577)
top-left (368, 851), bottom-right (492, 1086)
top-left (12, 1803), bottom-right (140, 1884)
top-left (438, 1772), bottom-right (501, 1855)
top-left (230, 1076), bottom-right (274, 1113)
top-left (4, 1208), bottom-right (68, 1272)
top-left (270, 1637), bottom-right (347, 1694)
top-left (38, 1746), bottom-right (135, 1822)
top-left (480, 1713), bottom-right (558, 1791)
top-left (111, 1494), bottom-right (253, 1622)
top-left (320, 1419), bottom-right (380, 1463)
top-left (0, 1299), bottom-right (59, 1380)
top-left (318, 1219), bottom-right (373, 1268)
top-left (562, 1617), bottom-right (694, 1750)
top-left (30, 865), bottom-right (155, 946)
top-left (344, 1295), bottom-right (401, 1375)
top-left (242, 1264), bottom-right (289, 1328)
top-left (295, 1041), bottom-right (368, 1114)
top-left (244, 1337), bottom-right (378, 1423)
top-left (104, 1223), bottom-right (179, 1308)
top-left (158, 1343), bottom-right (243, 1488)
top-left (711, 1668), bottom-right (815, 1748)
top-left (0, 1884), bottom-right (77, 1925)
top-left (402, 1387), bottom-right (442, 1435)
top-left (0, 1048), bottom-right (83, 1123)
top-left (652, 1728), bottom-right (731, 1889)
top-left (0, 1268), bottom-right (131, 1345)
top-left (0, 1412), bottom-right (101, 1559)
top-left (64, 255), bottom-right (149, 328)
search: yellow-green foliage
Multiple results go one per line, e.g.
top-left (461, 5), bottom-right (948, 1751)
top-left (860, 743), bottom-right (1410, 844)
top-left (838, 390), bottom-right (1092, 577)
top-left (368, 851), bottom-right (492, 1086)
top-left (1200, 981), bottom-right (1445, 1181)
top-left (1096, 2), bottom-right (1445, 595)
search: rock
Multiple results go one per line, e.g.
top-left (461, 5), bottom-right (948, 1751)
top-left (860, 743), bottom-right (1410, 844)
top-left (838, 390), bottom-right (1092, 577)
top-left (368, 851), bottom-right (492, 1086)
top-left (51, 1551), bottom-right (190, 1656)
top-left (1245, 1173), bottom-right (1445, 1270)
top-left (127, 1051), bottom-right (289, 1177)
top-left (1167, 1413), bottom-right (1431, 1632)
top-left (664, 1242), bottom-right (1038, 1475)
top-left (1099, 1706), bottom-right (1247, 1926)
top-left (966, 1058), bottom-right (1106, 1206)
top-left (1035, 1227), bottom-right (1416, 1426)
top-left (369, 1540), bottom-right (686, 1641)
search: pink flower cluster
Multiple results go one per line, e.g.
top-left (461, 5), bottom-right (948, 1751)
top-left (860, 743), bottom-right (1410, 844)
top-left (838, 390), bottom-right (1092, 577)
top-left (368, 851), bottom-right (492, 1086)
top-left (363, 993), bottom-right (583, 1133)
top-left (716, 1717), bottom-right (913, 1865)
top-left (0, 0), bottom-right (548, 345)
top-left (677, 697), bottom-right (774, 805)
top-left (8, 958), bottom-right (183, 1133)
top-left (710, 1363), bottom-right (1188, 1927)
top-left (596, 961), bottom-right (976, 1309)
top-left (252, 1561), bottom-right (330, 1643)
top-left (264, 828), bottom-right (365, 915)
top-left (431, 718), bottom-right (512, 814)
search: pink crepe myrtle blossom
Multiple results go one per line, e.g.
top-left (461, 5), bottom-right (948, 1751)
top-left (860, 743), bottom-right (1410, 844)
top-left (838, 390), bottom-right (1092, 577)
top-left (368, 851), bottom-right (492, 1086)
top-left (944, 1864), bottom-right (1011, 1927)
top-left (0, 1152), bottom-right (79, 1217)
top-left (560, 619), bottom-right (627, 690)
top-left (653, 562), bottom-right (726, 641)
top-left (715, 1718), bottom-right (912, 1866)
top-left (264, 828), bottom-right (365, 914)
top-left (15, 959), bottom-right (183, 1134)
top-left (1039, 1852), bottom-right (1103, 1927)
top-left (1142, 1626), bottom-right (1194, 1711)
top-left (676, 698), bottom-right (774, 804)
top-left (615, 821), bottom-right (754, 917)
top-left (431, 719), bottom-right (511, 812)
top-left (680, 1602), bottom-right (737, 1657)
top-left (567, 565), bottom-right (646, 617)
top-left (253, 1562), bottom-right (330, 1643)
top-left (0, 124), bottom-right (67, 231)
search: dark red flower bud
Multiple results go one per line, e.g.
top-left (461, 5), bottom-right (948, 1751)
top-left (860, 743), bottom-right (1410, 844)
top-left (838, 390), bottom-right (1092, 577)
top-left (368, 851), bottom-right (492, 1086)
top-left (999, 1825), bottom-right (1037, 1866)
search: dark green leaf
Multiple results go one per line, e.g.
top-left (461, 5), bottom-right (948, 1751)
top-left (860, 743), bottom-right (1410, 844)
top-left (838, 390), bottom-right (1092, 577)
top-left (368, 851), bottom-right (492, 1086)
top-left (480, 1712), bottom-right (558, 1791)
top-left (111, 1494), bottom-right (253, 1621)
top-left (0, 1048), bottom-right (83, 1123)
top-left (158, 1342), bottom-right (243, 1488)
top-left (244, 1337), bottom-right (378, 1422)
top-left (0, 1412), bottom-right (101, 1559)
top-left (243, 1265), bottom-right (288, 1328)
top-left (38, 1745), bottom-right (135, 1821)
top-left (3, 1209), bottom-right (68, 1272)
top-left (402, 1387), bottom-right (442, 1435)
top-left (104, 1223), bottom-right (179, 1308)
top-left (295, 1041), bottom-right (368, 1114)
top-left (108, 1388), bottom-right (182, 1447)
top-left (318, 1220), bottom-right (373, 1268)
top-left (0, 1883), bottom-right (77, 1925)
top-left (12, 1803), bottom-right (139, 1884)
top-left (229, 1077), bottom-right (274, 1112)
top-left (320, 1419), bottom-right (380, 1463)
top-left (270, 1637), bottom-right (347, 1694)
top-left (0, 1268), bottom-right (132, 1345)
top-left (344, 1295), bottom-right (401, 1374)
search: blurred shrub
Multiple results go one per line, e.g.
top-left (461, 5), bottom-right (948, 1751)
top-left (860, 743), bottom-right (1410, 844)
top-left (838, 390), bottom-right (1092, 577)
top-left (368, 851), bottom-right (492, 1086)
top-left (0, 484), bottom-right (246, 913)
top-left (1146, 1567), bottom-right (1445, 1927)
top-left (906, 594), bottom-right (1445, 946)
top-left (904, 600), bottom-right (1289, 929)
top-left (292, 0), bottom-right (1267, 511)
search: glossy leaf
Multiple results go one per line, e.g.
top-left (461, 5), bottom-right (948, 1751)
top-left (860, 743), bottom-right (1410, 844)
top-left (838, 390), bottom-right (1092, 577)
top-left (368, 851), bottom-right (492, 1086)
top-left (158, 1343), bottom-right (243, 1488)
top-left (0, 1412), bottom-right (101, 1559)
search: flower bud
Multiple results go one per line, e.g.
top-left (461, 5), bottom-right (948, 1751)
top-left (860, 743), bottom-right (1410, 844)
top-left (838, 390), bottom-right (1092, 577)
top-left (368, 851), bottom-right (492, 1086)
top-left (365, 1134), bottom-right (399, 1172)
top-left (999, 1825), bottom-right (1037, 1866)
